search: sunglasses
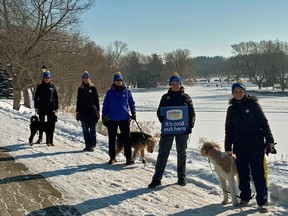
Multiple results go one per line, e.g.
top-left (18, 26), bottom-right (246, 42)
top-left (171, 81), bottom-right (180, 85)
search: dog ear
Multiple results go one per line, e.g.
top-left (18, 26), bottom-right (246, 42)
top-left (31, 115), bottom-right (39, 122)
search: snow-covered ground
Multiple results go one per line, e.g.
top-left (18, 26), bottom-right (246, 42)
top-left (0, 84), bottom-right (287, 215)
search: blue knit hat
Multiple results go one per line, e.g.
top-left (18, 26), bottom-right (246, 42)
top-left (232, 82), bottom-right (246, 93)
top-left (41, 66), bottom-right (47, 72)
top-left (43, 71), bottom-right (51, 78)
top-left (169, 72), bottom-right (182, 85)
top-left (82, 71), bottom-right (90, 79)
top-left (114, 72), bottom-right (123, 81)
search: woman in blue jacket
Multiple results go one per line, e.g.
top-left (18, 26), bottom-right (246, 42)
top-left (102, 72), bottom-right (136, 165)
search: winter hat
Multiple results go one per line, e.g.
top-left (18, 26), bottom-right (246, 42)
top-left (231, 82), bottom-right (246, 93)
top-left (41, 66), bottom-right (47, 72)
top-left (43, 71), bottom-right (51, 78)
top-left (82, 71), bottom-right (91, 79)
top-left (114, 72), bottom-right (123, 81)
top-left (169, 72), bottom-right (182, 85)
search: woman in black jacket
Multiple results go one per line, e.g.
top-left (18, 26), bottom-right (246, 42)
top-left (34, 71), bottom-right (59, 145)
top-left (225, 82), bottom-right (275, 212)
top-left (76, 71), bottom-right (100, 151)
top-left (148, 73), bottom-right (196, 188)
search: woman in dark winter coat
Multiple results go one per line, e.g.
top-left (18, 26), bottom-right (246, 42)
top-left (225, 82), bottom-right (275, 213)
top-left (76, 71), bottom-right (100, 152)
top-left (102, 72), bottom-right (136, 165)
top-left (34, 70), bottom-right (59, 145)
top-left (148, 73), bottom-right (196, 188)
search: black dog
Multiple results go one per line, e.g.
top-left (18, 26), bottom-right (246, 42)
top-left (29, 114), bottom-right (57, 146)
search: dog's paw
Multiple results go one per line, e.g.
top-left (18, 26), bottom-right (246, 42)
top-left (232, 202), bottom-right (239, 206)
top-left (221, 200), bottom-right (228, 205)
top-left (142, 159), bottom-right (146, 164)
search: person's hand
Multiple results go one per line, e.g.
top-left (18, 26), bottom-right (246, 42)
top-left (131, 112), bottom-right (136, 120)
top-left (97, 111), bottom-right (100, 120)
top-left (35, 108), bottom-right (39, 113)
top-left (158, 116), bottom-right (165, 123)
top-left (76, 112), bottom-right (80, 121)
top-left (53, 109), bottom-right (58, 113)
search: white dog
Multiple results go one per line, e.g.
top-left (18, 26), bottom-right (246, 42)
top-left (200, 141), bottom-right (238, 206)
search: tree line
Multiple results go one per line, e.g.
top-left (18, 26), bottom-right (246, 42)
top-left (1, 1), bottom-right (287, 111)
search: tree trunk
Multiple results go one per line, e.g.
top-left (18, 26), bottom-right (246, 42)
top-left (23, 89), bottom-right (31, 108)
top-left (12, 89), bottom-right (21, 110)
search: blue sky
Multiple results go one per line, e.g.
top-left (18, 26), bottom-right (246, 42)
top-left (82, 0), bottom-right (288, 57)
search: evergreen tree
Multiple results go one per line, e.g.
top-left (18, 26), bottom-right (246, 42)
top-left (0, 68), bottom-right (13, 99)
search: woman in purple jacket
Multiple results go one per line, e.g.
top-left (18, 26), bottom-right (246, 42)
top-left (102, 72), bottom-right (136, 165)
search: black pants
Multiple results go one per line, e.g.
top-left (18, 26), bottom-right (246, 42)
top-left (236, 152), bottom-right (268, 206)
top-left (38, 112), bottom-right (54, 139)
top-left (107, 120), bottom-right (131, 160)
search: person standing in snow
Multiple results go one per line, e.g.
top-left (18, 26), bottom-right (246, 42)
top-left (224, 81), bottom-right (275, 212)
top-left (34, 68), bottom-right (59, 145)
top-left (148, 72), bottom-right (196, 188)
top-left (76, 71), bottom-right (100, 152)
top-left (102, 72), bottom-right (136, 165)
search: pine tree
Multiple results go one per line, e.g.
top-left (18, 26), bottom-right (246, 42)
top-left (0, 67), bottom-right (13, 99)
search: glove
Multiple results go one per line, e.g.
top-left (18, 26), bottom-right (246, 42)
top-left (103, 120), bottom-right (109, 127)
top-left (76, 112), bottom-right (80, 121)
top-left (185, 128), bottom-right (192, 134)
top-left (158, 116), bottom-right (165, 123)
top-left (265, 143), bottom-right (277, 156)
top-left (131, 112), bottom-right (136, 120)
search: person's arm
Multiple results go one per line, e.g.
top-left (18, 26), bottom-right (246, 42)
top-left (254, 102), bottom-right (274, 144)
top-left (224, 107), bottom-right (233, 152)
top-left (53, 85), bottom-right (59, 111)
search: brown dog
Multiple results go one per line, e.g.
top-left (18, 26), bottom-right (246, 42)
top-left (200, 141), bottom-right (238, 206)
top-left (116, 132), bottom-right (157, 163)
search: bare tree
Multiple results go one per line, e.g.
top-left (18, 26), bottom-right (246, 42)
top-left (163, 49), bottom-right (192, 82)
top-left (104, 40), bottom-right (128, 70)
top-left (0, 0), bottom-right (95, 110)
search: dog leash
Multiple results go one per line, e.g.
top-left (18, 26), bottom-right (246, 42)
top-left (207, 159), bottom-right (255, 200)
top-left (133, 119), bottom-right (146, 139)
top-left (207, 159), bottom-right (241, 199)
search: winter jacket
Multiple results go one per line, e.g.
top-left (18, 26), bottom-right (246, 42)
top-left (225, 95), bottom-right (274, 154)
top-left (34, 81), bottom-right (59, 114)
top-left (76, 83), bottom-right (100, 122)
top-left (102, 83), bottom-right (135, 121)
top-left (157, 86), bottom-right (196, 129)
